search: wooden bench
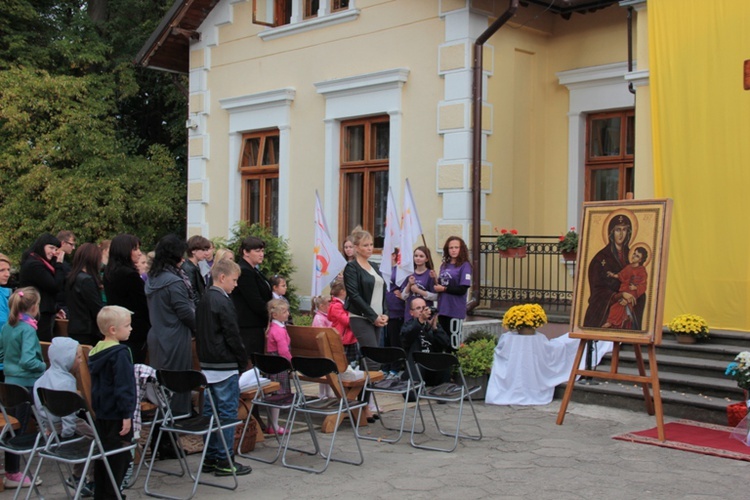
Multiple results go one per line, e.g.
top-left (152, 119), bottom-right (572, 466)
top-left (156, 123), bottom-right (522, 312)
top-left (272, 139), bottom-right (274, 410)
top-left (287, 325), bottom-right (383, 433)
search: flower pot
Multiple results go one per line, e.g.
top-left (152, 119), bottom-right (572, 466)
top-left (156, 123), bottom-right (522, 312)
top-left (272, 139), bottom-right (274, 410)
top-left (517, 327), bottom-right (535, 336)
top-left (675, 334), bottom-right (697, 344)
top-left (498, 246), bottom-right (527, 258)
top-left (463, 375), bottom-right (488, 400)
top-left (561, 251), bottom-right (577, 262)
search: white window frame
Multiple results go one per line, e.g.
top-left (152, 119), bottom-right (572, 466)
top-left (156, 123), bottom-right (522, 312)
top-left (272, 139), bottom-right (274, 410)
top-left (314, 68), bottom-right (409, 249)
top-left (219, 88), bottom-right (296, 237)
top-left (256, 0), bottom-right (360, 41)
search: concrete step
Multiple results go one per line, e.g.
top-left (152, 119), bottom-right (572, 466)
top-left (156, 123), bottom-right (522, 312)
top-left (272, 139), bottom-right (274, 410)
top-left (606, 350), bottom-right (731, 380)
top-left (555, 379), bottom-right (740, 425)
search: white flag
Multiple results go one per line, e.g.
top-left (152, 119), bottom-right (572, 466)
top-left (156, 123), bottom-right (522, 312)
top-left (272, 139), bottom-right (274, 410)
top-left (379, 188), bottom-right (401, 279)
top-left (396, 179), bottom-right (424, 285)
top-left (311, 192), bottom-right (347, 296)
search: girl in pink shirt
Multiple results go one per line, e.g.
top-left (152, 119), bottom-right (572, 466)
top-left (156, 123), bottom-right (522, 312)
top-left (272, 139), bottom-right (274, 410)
top-left (265, 299), bottom-right (291, 435)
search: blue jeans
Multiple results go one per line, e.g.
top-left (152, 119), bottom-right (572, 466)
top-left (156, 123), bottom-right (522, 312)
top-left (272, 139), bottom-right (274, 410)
top-left (202, 374), bottom-right (239, 462)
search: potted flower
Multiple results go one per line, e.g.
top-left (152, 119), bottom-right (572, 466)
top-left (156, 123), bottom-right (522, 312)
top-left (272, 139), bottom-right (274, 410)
top-left (667, 313), bottom-right (709, 344)
top-left (558, 227), bottom-right (578, 262)
top-left (502, 303), bottom-right (547, 335)
top-left (456, 330), bottom-right (498, 400)
top-left (725, 352), bottom-right (750, 390)
top-left (495, 228), bottom-right (526, 258)
top-left (725, 352), bottom-right (750, 427)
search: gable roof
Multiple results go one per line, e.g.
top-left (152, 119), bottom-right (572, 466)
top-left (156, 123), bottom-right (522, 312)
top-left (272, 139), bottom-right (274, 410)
top-left (135, 0), bottom-right (218, 73)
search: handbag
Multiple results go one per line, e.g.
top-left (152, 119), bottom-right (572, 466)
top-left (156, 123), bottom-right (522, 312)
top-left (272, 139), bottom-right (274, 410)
top-left (234, 398), bottom-right (257, 454)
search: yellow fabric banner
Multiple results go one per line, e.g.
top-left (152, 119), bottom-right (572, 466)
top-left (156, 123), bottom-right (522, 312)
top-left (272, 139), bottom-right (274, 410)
top-left (649, 0), bottom-right (750, 331)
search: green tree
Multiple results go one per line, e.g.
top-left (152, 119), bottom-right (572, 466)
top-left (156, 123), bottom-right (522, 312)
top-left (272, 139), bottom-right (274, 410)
top-left (0, 0), bottom-right (187, 259)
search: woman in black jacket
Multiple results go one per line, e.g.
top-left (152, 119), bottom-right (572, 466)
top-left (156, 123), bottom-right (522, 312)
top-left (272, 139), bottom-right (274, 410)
top-left (103, 234), bottom-right (150, 363)
top-left (19, 233), bottom-right (64, 341)
top-left (66, 243), bottom-right (104, 346)
top-left (231, 236), bottom-right (272, 359)
top-left (343, 228), bottom-right (389, 369)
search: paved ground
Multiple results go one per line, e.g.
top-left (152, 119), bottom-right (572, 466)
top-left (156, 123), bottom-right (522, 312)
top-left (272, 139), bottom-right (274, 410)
top-left (16, 395), bottom-right (748, 500)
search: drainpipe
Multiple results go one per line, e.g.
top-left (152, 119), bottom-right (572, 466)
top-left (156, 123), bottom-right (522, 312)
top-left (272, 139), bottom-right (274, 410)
top-left (627, 6), bottom-right (635, 94)
top-left (467, 0), bottom-right (519, 313)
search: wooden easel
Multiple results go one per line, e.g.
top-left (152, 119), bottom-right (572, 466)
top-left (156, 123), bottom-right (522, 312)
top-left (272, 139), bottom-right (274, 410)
top-left (556, 335), bottom-right (665, 441)
top-left (556, 199), bottom-right (673, 442)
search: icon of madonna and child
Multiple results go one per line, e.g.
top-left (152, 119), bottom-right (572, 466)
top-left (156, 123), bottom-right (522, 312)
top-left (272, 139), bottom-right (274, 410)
top-left (582, 210), bottom-right (653, 332)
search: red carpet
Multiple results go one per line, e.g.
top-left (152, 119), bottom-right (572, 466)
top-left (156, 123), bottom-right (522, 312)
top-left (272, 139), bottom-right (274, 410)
top-left (613, 419), bottom-right (750, 461)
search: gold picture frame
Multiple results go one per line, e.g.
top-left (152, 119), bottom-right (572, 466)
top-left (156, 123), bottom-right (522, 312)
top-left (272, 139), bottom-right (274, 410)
top-left (570, 199), bottom-right (673, 344)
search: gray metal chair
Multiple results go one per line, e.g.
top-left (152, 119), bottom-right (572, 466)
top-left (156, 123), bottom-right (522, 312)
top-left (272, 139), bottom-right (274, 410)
top-left (282, 356), bottom-right (368, 473)
top-left (0, 383), bottom-right (45, 500)
top-left (143, 369), bottom-right (242, 500)
top-left (238, 353), bottom-right (298, 464)
top-left (32, 387), bottom-right (136, 500)
top-left (357, 346), bottom-right (425, 443)
top-left (409, 352), bottom-right (483, 453)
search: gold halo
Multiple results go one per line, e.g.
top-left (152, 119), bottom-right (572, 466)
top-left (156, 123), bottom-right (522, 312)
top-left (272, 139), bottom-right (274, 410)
top-left (628, 242), bottom-right (652, 268)
top-left (601, 208), bottom-right (638, 245)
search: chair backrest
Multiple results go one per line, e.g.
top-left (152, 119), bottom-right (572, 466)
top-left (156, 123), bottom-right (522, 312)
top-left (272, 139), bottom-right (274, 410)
top-left (251, 353), bottom-right (292, 376)
top-left (291, 356), bottom-right (339, 379)
top-left (0, 383), bottom-right (33, 410)
top-left (156, 369), bottom-right (206, 394)
top-left (36, 387), bottom-right (88, 419)
top-left (412, 352), bottom-right (459, 373)
top-left (360, 346), bottom-right (407, 366)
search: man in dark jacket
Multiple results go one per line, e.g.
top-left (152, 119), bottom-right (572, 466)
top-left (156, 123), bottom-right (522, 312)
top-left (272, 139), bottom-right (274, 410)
top-left (195, 259), bottom-right (251, 477)
top-left (401, 298), bottom-right (452, 385)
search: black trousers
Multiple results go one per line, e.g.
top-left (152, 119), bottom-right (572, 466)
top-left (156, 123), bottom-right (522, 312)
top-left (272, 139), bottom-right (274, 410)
top-left (94, 419), bottom-right (133, 500)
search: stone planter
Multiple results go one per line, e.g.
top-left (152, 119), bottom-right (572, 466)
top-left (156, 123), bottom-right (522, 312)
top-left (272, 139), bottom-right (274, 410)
top-left (463, 375), bottom-right (489, 400)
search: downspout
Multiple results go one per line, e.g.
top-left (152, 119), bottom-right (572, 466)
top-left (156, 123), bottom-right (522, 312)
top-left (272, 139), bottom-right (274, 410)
top-left (627, 6), bottom-right (635, 94)
top-left (467, 0), bottom-right (519, 313)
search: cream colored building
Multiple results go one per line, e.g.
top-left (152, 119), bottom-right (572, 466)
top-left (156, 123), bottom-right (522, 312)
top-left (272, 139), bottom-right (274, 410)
top-left (138, 0), bottom-right (649, 302)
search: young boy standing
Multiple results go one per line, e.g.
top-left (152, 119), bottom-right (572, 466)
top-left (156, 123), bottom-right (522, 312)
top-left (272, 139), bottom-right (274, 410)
top-left (195, 259), bottom-right (252, 477)
top-left (88, 306), bottom-right (137, 500)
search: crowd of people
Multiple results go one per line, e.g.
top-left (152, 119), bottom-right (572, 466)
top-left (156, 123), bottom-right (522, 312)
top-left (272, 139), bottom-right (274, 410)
top-left (0, 227), bottom-right (473, 493)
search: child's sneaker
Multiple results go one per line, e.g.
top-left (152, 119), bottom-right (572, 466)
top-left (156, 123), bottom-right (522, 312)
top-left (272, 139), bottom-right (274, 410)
top-left (267, 426), bottom-right (287, 436)
top-left (213, 459), bottom-right (252, 477)
top-left (5, 472), bottom-right (42, 488)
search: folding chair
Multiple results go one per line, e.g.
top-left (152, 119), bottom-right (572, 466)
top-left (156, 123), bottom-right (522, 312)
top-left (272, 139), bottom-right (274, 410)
top-left (32, 388), bottom-right (136, 500)
top-left (125, 374), bottom-right (165, 488)
top-left (144, 369), bottom-right (242, 500)
top-left (0, 384), bottom-right (45, 500)
top-left (409, 352), bottom-right (483, 453)
top-left (237, 353), bottom-right (297, 464)
top-left (356, 346), bottom-right (425, 443)
top-left (282, 356), bottom-right (367, 474)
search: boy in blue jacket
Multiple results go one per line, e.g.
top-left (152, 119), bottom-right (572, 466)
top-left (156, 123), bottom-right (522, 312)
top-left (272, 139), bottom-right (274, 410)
top-left (88, 306), bottom-right (136, 500)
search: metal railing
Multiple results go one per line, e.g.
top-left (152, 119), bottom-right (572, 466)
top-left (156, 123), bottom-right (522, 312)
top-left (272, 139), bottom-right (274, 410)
top-left (477, 234), bottom-right (576, 313)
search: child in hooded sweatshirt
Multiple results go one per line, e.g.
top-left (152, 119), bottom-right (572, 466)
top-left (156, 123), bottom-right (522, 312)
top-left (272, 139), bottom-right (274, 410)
top-left (88, 306), bottom-right (136, 500)
top-left (34, 337), bottom-right (94, 496)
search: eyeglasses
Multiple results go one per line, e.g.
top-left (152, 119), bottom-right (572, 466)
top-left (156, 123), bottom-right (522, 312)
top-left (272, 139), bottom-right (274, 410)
top-left (411, 306), bottom-right (426, 311)
top-left (64, 241), bottom-right (76, 248)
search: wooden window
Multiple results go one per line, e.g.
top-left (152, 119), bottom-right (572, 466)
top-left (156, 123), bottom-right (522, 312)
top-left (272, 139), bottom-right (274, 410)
top-left (585, 110), bottom-right (635, 201)
top-left (252, 0), bottom-right (292, 27)
top-left (239, 130), bottom-right (280, 235)
top-left (304, 0), bottom-right (319, 18)
top-left (332, 0), bottom-right (349, 12)
top-left (340, 116), bottom-right (390, 249)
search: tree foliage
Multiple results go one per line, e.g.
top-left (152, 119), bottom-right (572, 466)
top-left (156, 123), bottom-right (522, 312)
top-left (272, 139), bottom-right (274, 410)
top-left (0, 0), bottom-right (186, 260)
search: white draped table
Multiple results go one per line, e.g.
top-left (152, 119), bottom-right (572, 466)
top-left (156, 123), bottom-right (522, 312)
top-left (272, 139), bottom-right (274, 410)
top-left (485, 332), bottom-right (613, 406)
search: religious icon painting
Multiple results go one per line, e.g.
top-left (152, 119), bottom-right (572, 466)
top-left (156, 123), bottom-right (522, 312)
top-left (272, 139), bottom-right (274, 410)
top-left (570, 199), bottom-right (672, 344)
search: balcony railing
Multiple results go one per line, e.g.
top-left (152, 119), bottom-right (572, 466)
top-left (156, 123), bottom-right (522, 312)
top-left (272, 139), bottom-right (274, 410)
top-left (478, 234), bottom-right (575, 314)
